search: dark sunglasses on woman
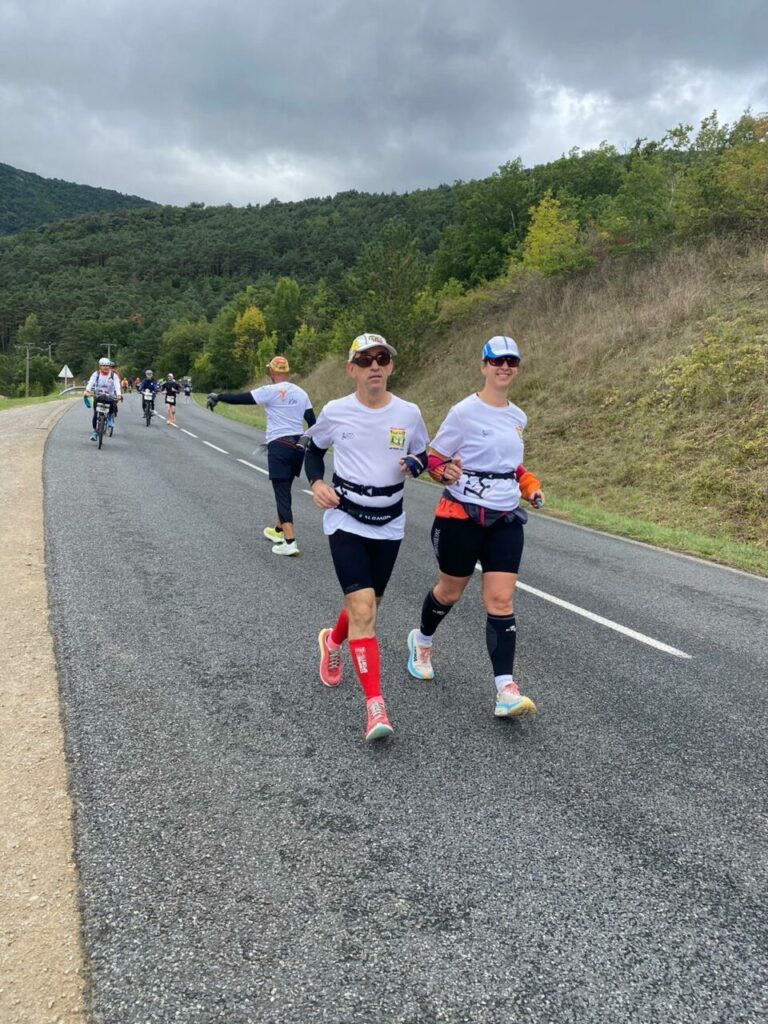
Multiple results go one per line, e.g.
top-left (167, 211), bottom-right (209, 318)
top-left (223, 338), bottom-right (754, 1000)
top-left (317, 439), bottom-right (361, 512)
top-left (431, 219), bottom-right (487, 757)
top-left (352, 351), bottom-right (392, 368)
top-left (485, 356), bottom-right (520, 368)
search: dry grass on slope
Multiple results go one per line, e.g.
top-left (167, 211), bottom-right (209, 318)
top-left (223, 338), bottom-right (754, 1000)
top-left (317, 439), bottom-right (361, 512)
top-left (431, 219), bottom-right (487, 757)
top-left (301, 239), bottom-right (768, 559)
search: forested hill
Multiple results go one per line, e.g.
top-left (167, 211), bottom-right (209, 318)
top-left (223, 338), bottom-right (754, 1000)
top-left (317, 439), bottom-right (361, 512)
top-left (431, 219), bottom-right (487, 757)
top-left (0, 161), bottom-right (156, 235)
top-left (0, 184), bottom-right (456, 353)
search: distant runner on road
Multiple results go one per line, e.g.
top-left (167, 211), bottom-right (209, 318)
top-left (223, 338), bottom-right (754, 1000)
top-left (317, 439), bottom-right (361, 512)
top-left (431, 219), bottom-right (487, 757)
top-left (304, 333), bottom-right (429, 742)
top-left (406, 335), bottom-right (544, 719)
top-left (207, 355), bottom-right (316, 556)
top-left (160, 373), bottom-right (180, 425)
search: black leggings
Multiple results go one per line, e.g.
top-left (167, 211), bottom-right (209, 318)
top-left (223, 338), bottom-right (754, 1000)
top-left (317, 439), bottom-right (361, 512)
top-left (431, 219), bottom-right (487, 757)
top-left (272, 479), bottom-right (294, 525)
top-left (92, 399), bottom-right (117, 430)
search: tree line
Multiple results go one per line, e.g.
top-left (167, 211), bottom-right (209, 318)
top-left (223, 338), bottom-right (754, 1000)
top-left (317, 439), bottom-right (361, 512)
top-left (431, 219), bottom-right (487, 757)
top-left (1, 110), bottom-right (765, 397)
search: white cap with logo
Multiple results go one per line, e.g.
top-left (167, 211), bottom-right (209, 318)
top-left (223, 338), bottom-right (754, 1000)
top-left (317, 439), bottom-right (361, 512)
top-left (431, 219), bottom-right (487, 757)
top-left (348, 333), bottom-right (398, 363)
top-left (481, 336), bottom-right (520, 360)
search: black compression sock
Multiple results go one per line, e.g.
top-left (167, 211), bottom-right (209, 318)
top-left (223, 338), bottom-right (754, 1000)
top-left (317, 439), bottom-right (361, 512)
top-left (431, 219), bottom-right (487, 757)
top-left (485, 614), bottom-right (517, 677)
top-left (420, 590), bottom-right (453, 637)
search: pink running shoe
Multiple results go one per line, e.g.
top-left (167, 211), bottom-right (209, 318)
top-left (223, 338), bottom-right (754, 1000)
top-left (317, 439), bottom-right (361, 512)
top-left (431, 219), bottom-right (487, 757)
top-left (318, 628), bottom-right (342, 687)
top-left (365, 698), bottom-right (394, 741)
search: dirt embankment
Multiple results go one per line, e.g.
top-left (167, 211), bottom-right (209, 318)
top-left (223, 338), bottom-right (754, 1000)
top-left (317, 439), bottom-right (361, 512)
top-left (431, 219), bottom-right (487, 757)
top-left (0, 402), bottom-right (86, 1023)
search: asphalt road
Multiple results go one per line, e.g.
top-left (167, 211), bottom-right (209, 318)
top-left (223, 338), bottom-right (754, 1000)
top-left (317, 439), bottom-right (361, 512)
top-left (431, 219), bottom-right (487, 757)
top-left (44, 394), bottom-right (768, 1024)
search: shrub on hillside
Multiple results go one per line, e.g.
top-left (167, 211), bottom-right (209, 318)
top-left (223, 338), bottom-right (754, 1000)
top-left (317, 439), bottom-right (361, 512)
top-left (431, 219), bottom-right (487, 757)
top-left (521, 192), bottom-right (593, 277)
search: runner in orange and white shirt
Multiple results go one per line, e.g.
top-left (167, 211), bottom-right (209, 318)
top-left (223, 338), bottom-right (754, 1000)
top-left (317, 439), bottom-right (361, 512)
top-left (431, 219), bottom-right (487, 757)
top-left (406, 335), bottom-right (544, 719)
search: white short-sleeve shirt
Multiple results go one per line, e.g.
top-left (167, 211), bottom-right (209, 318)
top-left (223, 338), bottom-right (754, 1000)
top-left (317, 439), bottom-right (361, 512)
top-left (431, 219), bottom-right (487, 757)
top-left (431, 393), bottom-right (527, 510)
top-left (86, 370), bottom-right (121, 398)
top-left (308, 392), bottom-right (429, 540)
top-left (250, 382), bottom-right (313, 443)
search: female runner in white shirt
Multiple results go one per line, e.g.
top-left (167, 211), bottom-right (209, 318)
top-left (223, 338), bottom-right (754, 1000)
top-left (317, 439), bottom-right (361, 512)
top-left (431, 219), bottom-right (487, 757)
top-left (406, 336), bottom-right (545, 718)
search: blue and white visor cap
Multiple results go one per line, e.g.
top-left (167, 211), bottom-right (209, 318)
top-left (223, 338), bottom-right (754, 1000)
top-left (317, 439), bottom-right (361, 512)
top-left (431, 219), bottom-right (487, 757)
top-left (482, 336), bottom-right (520, 361)
top-left (348, 333), bottom-right (398, 362)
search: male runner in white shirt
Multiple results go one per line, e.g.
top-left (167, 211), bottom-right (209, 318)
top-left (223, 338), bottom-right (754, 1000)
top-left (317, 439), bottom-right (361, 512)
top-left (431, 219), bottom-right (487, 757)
top-left (304, 333), bottom-right (429, 741)
top-left (207, 355), bottom-right (316, 555)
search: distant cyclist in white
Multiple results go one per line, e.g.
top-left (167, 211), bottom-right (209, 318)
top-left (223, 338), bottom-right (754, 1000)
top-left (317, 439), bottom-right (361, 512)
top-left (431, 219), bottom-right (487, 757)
top-left (84, 357), bottom-right (122, 441)
top-left (207, 355), bottom-right (316, 556)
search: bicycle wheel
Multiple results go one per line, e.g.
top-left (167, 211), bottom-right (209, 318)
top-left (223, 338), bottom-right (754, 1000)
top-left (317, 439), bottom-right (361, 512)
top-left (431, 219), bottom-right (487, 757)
top-left (97, 412), bottom-right (106, 449)
top-left (145, 402), bottom-right (152, 426)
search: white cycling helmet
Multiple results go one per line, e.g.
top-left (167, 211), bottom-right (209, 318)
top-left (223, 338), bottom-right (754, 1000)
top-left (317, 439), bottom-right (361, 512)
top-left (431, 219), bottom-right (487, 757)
top-left (98, 357), bottom-right (111, 367)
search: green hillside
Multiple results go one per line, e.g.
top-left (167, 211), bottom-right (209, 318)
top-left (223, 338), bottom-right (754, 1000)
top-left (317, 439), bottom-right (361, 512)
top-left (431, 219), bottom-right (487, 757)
top-left (1, 111), bottom-right (766, 569)
top-left (300, 237), bottom-right (767, 573)
top-left (0, 161), bottom-right (156, 235)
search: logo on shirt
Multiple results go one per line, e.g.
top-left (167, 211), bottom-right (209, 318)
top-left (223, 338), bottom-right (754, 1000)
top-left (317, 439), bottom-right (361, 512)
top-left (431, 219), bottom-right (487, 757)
top-left (341, 431), bottom-right (356, 440)
top-left (481, 429), bottom-right (491, 437)
top-left (388, 427), bottom-right (406, 450)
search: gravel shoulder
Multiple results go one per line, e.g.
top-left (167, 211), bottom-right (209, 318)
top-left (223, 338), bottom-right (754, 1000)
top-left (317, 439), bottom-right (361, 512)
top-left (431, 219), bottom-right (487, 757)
top-left (0, 402), bottom-right (86, 1023)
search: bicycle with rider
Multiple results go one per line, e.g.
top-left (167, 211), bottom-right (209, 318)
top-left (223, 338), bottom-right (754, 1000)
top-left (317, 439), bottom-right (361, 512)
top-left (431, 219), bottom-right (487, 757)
top-left (84, 358), bottom-right (122, 441)
top-left (138, 370), bottom-right (159, 417)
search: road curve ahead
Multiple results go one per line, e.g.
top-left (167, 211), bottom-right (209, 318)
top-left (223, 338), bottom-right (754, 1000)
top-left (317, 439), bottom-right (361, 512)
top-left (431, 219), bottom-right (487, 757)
top-left (44, 396), bottom-right (768, 1024)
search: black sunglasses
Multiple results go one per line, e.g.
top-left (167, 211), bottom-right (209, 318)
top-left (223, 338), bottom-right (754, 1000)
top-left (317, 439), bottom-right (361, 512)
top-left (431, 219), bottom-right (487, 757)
top-left (485, 356), bottom-right (520, 368)
top-left (352, 351), bottom-right (392, 368)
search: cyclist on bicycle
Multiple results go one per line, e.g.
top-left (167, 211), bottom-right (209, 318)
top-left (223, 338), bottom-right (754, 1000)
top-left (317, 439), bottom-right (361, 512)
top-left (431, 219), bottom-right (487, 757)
top-left (138, 370), bottom-right (158, 417)
top-left (84, 357), bottom-right (122, 441)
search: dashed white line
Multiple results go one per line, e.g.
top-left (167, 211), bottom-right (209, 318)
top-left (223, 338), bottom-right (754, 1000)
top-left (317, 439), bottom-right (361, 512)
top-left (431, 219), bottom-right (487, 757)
top-left (519, 580), bottom-right (691, 659)
top-left (181, 429), bottom-right (198, 438)
top-left (203, 441), bottom-right (229, 454)
top-left (237, 459), bottom-right (268, 475)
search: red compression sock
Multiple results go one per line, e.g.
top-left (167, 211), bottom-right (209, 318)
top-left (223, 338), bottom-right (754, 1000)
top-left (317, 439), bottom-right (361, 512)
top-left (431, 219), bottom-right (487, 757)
top-left (348, 636), bottom-right (382, 700)
top-left (330, 609), bottom-right (349, 647)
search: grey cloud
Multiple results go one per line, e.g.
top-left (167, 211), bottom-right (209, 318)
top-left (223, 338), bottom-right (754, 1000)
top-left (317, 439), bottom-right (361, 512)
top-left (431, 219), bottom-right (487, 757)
top-left (0, 0), bottom-right (765, 205)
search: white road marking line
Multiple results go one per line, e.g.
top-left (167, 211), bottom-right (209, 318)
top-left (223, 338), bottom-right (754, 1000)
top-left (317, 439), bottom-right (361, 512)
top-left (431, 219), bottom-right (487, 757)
top-left (237, 459), bottom-right (268, 475)
top-left (155, 413), bottom-right (166, 420)
top-left (520, 582), bottom-right (692, 659)
top-left (475, 564), bottom-right (691, 659)
top-left (181, 429), bottom-right (198, 438)
top-left (203, 441), bottom-right (229, 454)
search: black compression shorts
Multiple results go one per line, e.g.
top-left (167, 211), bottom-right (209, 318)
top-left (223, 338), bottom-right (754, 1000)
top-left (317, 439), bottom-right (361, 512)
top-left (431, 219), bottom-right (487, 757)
top-left (431, 515), bottom-right (524, 578)
top-left (328, 529), bottom-right (402, 596)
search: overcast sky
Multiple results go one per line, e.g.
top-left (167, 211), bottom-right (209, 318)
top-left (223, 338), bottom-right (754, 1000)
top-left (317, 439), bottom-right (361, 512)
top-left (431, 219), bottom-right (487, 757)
top-left (1, 0), bottom-right (765, 206)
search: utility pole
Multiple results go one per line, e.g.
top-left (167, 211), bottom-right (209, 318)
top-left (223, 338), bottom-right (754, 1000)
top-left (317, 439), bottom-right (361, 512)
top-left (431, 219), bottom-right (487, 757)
top-left (102, 343), bottom-right (113, 361)
top-left (21, 344), bottom-right (47, 398)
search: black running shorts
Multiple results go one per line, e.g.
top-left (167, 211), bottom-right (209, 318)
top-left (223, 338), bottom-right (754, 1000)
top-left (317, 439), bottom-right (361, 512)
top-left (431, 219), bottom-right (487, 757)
top-left (267, 438), bottom-right (304, 480)
top-left (430, 515), bottom-right (524, 578)
top-left (328, 529), bottom-right (402, 596)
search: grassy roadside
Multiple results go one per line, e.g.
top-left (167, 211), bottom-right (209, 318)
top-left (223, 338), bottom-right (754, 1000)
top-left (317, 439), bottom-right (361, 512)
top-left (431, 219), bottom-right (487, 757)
top-left (192, 393), bottom-right (267, 431)
top-left (0, 393), bottom-right (80, 412)
top-left (534, 496), bottom-right (768, 576)
top-left (299, 239), bottom-right (767, 577)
